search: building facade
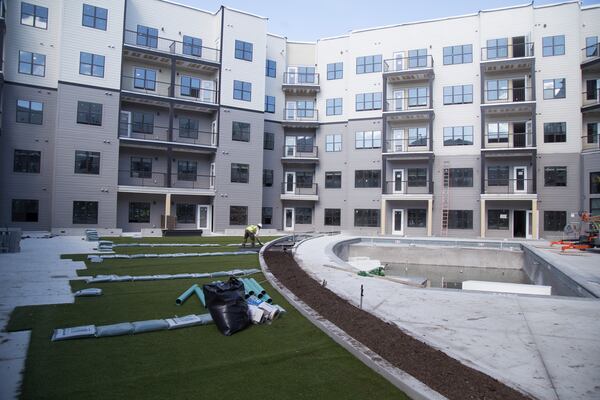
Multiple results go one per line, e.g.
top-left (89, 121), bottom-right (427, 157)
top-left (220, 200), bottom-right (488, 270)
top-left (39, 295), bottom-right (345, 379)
top-left (0, 0), bottom-right (599, 239)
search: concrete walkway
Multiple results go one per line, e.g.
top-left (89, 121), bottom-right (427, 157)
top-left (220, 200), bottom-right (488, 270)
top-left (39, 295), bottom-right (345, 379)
top-left (0, 235), bottom-right (96, 400)
top-left (293, 235), bottom-right (600, 400)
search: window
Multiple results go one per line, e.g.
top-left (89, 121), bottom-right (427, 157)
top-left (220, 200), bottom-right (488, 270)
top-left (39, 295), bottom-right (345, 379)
top-left (408, 49), bottom-right (428, 68)
top-left (326, 134), bottom-right (342, 152)
top-left (544, 122), bottom-right (566, 143)
top-left (327, 62), bottom-right (343, 80)
top-left (265, 59), bottom-right (276, 77)
top-left (355, 170), bottom-right (381, 188)
top-left (74, 151), bottom-right (100, 175)
top-left (183, 35), bottom-right (202, 57)
top-left (354, 209), bottom-right (379, 227)
top-left (73, 201), bottom-right (98, 224)
top-left (294, 101), bottom-right (315, 118)
top-left (591, 199), bottom-right (600, 216)
top-left (355, 92), bottom-right (382, 111)
top-left (488, 122), bottom-right (509, 143)
top-left (176, 204), bottom-right (196, 224)
top-left (325, 171), bottom-right (342, 189)
top-left (544, 211), bottom-right (566, 231)
top-left (18, 51), bottom-right (45, 76)
top-left (486, 38), bottom-right (508, 59)
top-left (263, 169), bottom-right (273, 187)
top-left (407, 168), bottom-right (427, 187)
top-left (587, 80), bottom-right (599, 101)
top-left (235, 40), bottom-right (253, 61)
top-left (586, 36), bottom-right (599, 58)
top-left (448, 210), bottom-right (473, 229)
top-left (129, 202), bottom-right (150, 223)
top-left (542, 35), bottom-right (565, 57)
top-left (264, 132), bottom-right (274, 150)
top-left (407, 209), bottom-right (427, 228)
top-left (77, 101), bottom-right (102, 126)
top-left (21, 2), bottom-right (47, 29)
top-left (82, 4), bottom-right (107, 30)
top-left (134, 67), bottom-right (156, 90)
top-left (180, 76), bottom-right (201, 97)
top-left (14, 150), bottom-right (40, 173)
top-left (488, 166), bottom-right (509, 186)
top-left (130, 157), bottom-right (152, 178)
top-left (443, 85), bottom-right (473, 105)
top-left (132, 112), bottom-right (154, 134)
top-left (588, 123), bottom-right (598, 144)
top-left (177, 160), bottom-right (197, 181)
top-left (407, 87), bottom-right (429, 107)
top-left (543, 79), bottom-right (566, 99)
top-left (408, 127), bottom-right (428, 146)
top-left (488, 210), bottom-right (509, 230)
top-left (545, 166), bottom-right (567, 187)
top-left (179, 118), bottom-right (199, 139)
top-left (16, 100), bottom-right (43, 124)
top-left (443, 126), bottom-right (473, 146)
top-left (264, 95), bottom-right (276, 113)
top-left (590, 172), bottom-right (600, 194)
top-left (230, 206), bottom-right (248, 225)
top-left (355, 131), bottom-right (381, 149)
top-left (232, 121), bottom-right (250, 142)
top-left (294, 135), bottom-right (314, 153)
top-left (296, 172), bottom-right (314, 188)
top-left (295, 208), bottom-right (312, 224)
top-left (324, 209), bottom-right (341, 226)
top-left (486, 80), bottom-right (508, 101)
top-left (79, 52), bottom-right (105, 77)
top-left (233, 80), bottom-right (252, 101)
top-left (12, 199), bottom-right (39, 222)
top-left (356, 55), bottom-right (382, 74)
top-left (136, 25), bottom-right (158, 48)
top-left (443, 44), bottom-right (472, 65)
top-left (448, 168), bottom-right (473, 187)
top-left (262, 207), bottom-right (273, 225)
top-left (231, 163), bottom-right (249, 183)
top-left (295, 67), bottom-right (316, 84)
top-left (326, 98), bottom-right (343, 116)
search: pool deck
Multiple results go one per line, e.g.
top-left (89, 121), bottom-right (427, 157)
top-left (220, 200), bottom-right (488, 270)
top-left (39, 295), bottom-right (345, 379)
top-left (293, 235), bottom-right (600, 400)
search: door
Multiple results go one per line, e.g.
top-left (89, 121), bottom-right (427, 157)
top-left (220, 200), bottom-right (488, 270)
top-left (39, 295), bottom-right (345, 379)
top-left (285, 136), bottom-right (296, 157)
top-left (393, 90), bottom-right (404, 111)
top-left (513, 122), bottom-right (526, 148)
top-left (211, 120), bottom-right (218, 146)
top-left (526, 210), bottom-right (533, 239)
top-left (393, 51), bottom-right (404, 72)
top-left (514, 166), bottom-right (527, 193)
top-left (512, 36), bottom-right (525, 58)
top-left (392, 129), bottom-right (405, 152)
top-left (513, 210), bottom-right (526, 238)
top-left (586, 79), bottom-right (599, 101)
top-left (209, 163), bottom-right (215, 189)
top-left (201, 80), bottom-right (214, 103)
top-left (284, 208), bottom-right (294, 231)
top-left (286, 67), bottom-right (297, 84)
top-left (119, 111), bottom-right (131, 137)
top-left (392, 169), bottom-right (405, 193)
top-left (286, 101), bottom-right (296, 120)
top-left (285, 172), bottom-right (296, 194)
top-left (392, 209), bottom-right (404, 235)
top-left (196, 205), bottom-right (211, 231)
top-left (513, 79), bottom-right (525, 102)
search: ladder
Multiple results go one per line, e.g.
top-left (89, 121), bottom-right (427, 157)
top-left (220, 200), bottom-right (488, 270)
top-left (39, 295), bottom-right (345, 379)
top-left (441, 162), bottom-right (450, 236)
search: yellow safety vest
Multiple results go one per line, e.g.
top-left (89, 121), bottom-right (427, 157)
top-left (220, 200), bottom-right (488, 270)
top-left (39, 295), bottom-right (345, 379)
top-left (246, 225), bottom-right (258, 234)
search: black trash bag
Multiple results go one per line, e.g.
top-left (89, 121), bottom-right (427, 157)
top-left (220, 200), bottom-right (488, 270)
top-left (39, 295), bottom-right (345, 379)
top-left (203, 277), bottom-right (250, 336)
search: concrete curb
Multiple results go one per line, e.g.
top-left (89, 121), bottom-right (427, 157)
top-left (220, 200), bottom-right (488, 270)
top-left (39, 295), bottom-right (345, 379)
top-left (259, 237), bottom-right (448, 400)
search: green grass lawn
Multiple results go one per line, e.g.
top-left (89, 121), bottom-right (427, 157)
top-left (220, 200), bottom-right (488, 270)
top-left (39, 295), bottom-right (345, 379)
top-left (8, 237), bottom-right (407, 400)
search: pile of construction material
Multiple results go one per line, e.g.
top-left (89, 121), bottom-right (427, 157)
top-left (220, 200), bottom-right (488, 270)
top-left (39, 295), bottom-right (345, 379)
top-left (85, 229), bottom-right (99, 241)
top-left (86, 250), bottom-right (257, 261)
top-left (85, 268), bottom-right (261, 283)
top-left (0, 228), bottom-right (21, 253)
top-left (96, 241), bottom-right (114, 252)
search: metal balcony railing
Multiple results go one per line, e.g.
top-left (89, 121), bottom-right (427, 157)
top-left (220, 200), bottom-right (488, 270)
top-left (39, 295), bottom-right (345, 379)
top-left (383, 180), bottom-right (433, 195)
top-left (480, 42), bottom-right (534, 61)
top-left (483, 132), bottom-right (534, 149)
top-left (582, 43), bottom-right (599, 61)
top-left (123, 29), bottom-right (220, 63)
top-left (483, 87), bottom-right (533, 104)
top-left (281, 182), bottom-right (318, 196)
top-left (582, 133), bottom-right (599, 151)
top-left (384, 137), bottom-right (430, 153)
top-left (118, 123), bottom-right (217, 147)
top-left (383, 55), bottom-right (434, 72)
top-left (582, 89), bottom-right (600, 108)
top-left (118, 170), bottom-right (215, 190)
top-left (283, 108), bottom-right (319, 122)
top-left (283, 72), bottom-right (320, 85)
top-left (385, 95), bottom-right (431, 112)
top-left (121, 76), bottom-right (218, 105)
top-left (171, 173), bottom-right (215, 190)
top-left (282, 145), bottom-right (318, 158)
top-left (484, 178), bottom-right (534, 194)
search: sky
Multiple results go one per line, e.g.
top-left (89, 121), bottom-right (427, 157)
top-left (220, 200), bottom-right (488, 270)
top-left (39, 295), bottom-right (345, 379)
top-left (177, 0), bottom-right (600, 41)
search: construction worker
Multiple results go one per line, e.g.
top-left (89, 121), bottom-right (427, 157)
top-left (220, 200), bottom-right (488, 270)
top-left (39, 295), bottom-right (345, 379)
top-left (242, 223), bottom-right (263, 247)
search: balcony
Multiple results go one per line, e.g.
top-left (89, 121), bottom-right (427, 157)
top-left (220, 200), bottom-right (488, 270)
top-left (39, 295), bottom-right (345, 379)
top-left (481, 87), bottom-right (534, 115)
top-left (383, 55), bottom-right (434, 82)
top-left (282, 72), bottom-right (320, 94)
top-left (118, 123), bottom-right (217, 152)
top-left (280, 183), bottom-right (319, 201)
top-left (118, 170), bottom-right (216, 195)
top-left (582, 90), bottom-right (600, 113)
top-left (382, 180), bottom-right (433, 200)
top-left (282, 108), bottom-right (319, 128)
top-left (482, 178), bottom-right (536, 199)
top-left (383, 136), bottom-right (431, 157)
top-left (480, 42), bottom-right (535, 72)
top-left (581, 43), bottom-right (600, 71)
top-left (122, 29), bottom-right (220, 71)
top-left (582, 132), bottom-right (599, 152)
top-left (482, 131), bottom-right (534, 151)
top-left (383, 95), bottom-right (433, 121)
top-left (281, 145), bottom-right (318, 163)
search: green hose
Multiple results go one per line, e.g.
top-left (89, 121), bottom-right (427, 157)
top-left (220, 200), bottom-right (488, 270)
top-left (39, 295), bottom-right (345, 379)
top-left (176, 284), bottom-right (198, 305)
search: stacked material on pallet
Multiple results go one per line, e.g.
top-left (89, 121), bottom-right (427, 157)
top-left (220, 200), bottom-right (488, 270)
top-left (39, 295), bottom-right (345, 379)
top-left (85, 268), bottom-right (261, 284)
top-left (96, 241), bottom-right (114, 252)
top-left (84, 229), bottom-right (99, 241)
top-left (86, 250), bottom-right (257, 260)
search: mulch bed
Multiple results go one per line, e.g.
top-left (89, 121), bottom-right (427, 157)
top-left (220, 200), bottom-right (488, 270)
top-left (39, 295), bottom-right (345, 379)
top-left (264, 250), bottom-right (532, 400)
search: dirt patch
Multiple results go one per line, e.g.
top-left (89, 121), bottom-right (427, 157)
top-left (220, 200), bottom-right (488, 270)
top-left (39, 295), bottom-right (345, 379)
top-left (264, 250), bottom-right (532, 400)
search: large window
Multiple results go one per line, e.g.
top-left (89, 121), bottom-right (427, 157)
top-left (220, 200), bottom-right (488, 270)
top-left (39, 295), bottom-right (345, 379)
top-left (448, 210), bottom-right (473, 229)
top-left (545, 166), bottom-right (567, 187)
top-left (543, 79), bottom-right (566, 99)
top-left (355, 131), bottom-right (381, 149)
top-left (297, 67), bottom-right (316, 83)
top-left (130, 157), bottom-right (152, 178)
top-left (324, 209), bottom-right (341, 226)
top-left (82, 4), bottom-right (107, 30)
top-left (133, 67), bottom-right (156, 90)
top-left (326, 98), bottom-right (343, 116)
top-left (233, 80), bottom-right (252, 101)
top-left (296, 101), bottom-right (315, 118)
top-left (263, 132), bottom-right (274, 150)
top-left (443, 85), bottom-right (473, 105)
top-left (296, 172), bottom-right (314, 188)
top-left (544, 211), bottom-right (566, 231)
top-left (327, 62), bottom-right (343, 80)
top-left (176, 204), bottom-right (196, 224)
top-left (16, 100), bottom-right (43, 124)
top-left (407, 48), bottom-right (428, 68)
top-left (180, 76), bottom-right (201, 97)
top-left (486, 80), bottom-right (508, 101)
top-left (354, 209), bottom-right (379, 227)
top-left (262, 207), bottom-right (273, 225)
top-left (408, 127), bottom-right (427, 147)
top-left (355, 170), bottom-right (381, 188)
top-left (544, 122), bottom-right (566, 143)
top-left (12, 199), bottom-right (39, 222)
top-left (79, 52), bottom-right (105, 77)
top-left (183, 35), bottom-right (202, 57)
top-left (326, 134), bottom-right (342, 152)
top-left (229, 206), bottom-right (248, 226)
top-left (129, 202), bottom-right (150, 223)
top-left (443, 44), bottom-right (472, 65)
top-left (488, 122), bottom-right (509, 143)
top-left (586, 36), bottom-right (599, 58)
top-left (486, 38), bottom-right (508, 59)
top-left (591, 199), bottom-right (600, 216)
top-left (232, 121), bottom-right (250, 142)
top-left (262, 169), bottom-right (273, 187)
top-left (265, 59), bottom-right (276, 77)
top-left (295, 208), bottom-right (312, 224)
top-left (588, 123), bottom-right (598, 144)
top-left (132, 112), bottom-right (154, 134)
top-left (488, 166), bottom-right (509, 186)
top-left (179, 118), bottom-right (199, 139)
top-left (18, 51), bottom-right (45, 76)
top-left (177, 160), bottom-right (197, 181)
top-left (264, 95), bottom-right (276, 113)
top-left (77, 101), bottom-right (102, 126)
top-left (325, 171), bottom-right (342, 189)
top-left (443, 126), bottom-right (473, 146)
top-left (13, 150), bottom-right (40, 173)
top-left (407, 87), bottom-right (428, 107)
top-left (488, 210), bottom-right (509, 230)
top-left (448, 168), bottom-right (473, 187)
top-left (73, 201), bottom-right (98, 224)
top-left (231, 163), bottom-right (249, 183)
top-left (542, 35), bottom-right (565, 57)
top-left (407, 209), bottom-right (426, 228)
top-left (407, 168), bottom-right (427, 187)
top-left (136, 25), bottom-right (158, 48)
top-left (356, 55), bottom-right (382, 74)
top-left (235, 40), bottom-right (253, 61)
top-left (590, 172), bottom-right (600, 194)
top-left (355, 92), bottom-right (382, 111)
top-left (21, 2), bottom-right (47, 29)
top-left (74, 151), bottom-right (100, 175)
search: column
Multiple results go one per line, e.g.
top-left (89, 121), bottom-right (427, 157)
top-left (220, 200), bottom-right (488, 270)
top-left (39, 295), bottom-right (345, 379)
top-left (427, 199), bottom-right (433, 237)
top-left (480, 199), bottom-right (486, 238)
top-left (532, 199), bottom-right (539, 240)
top-left (380, 198), bottom-right (386, 235)
top-left (164, 193), bottom-right (172, 229)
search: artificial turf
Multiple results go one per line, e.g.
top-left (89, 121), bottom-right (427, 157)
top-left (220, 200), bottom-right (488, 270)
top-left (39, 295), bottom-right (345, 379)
top-left (7, 237), bottom-right (407, 399)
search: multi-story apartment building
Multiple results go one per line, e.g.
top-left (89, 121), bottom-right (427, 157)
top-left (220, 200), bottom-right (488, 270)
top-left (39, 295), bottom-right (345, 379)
top-left (0, 0), bottom-right (598, 240)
